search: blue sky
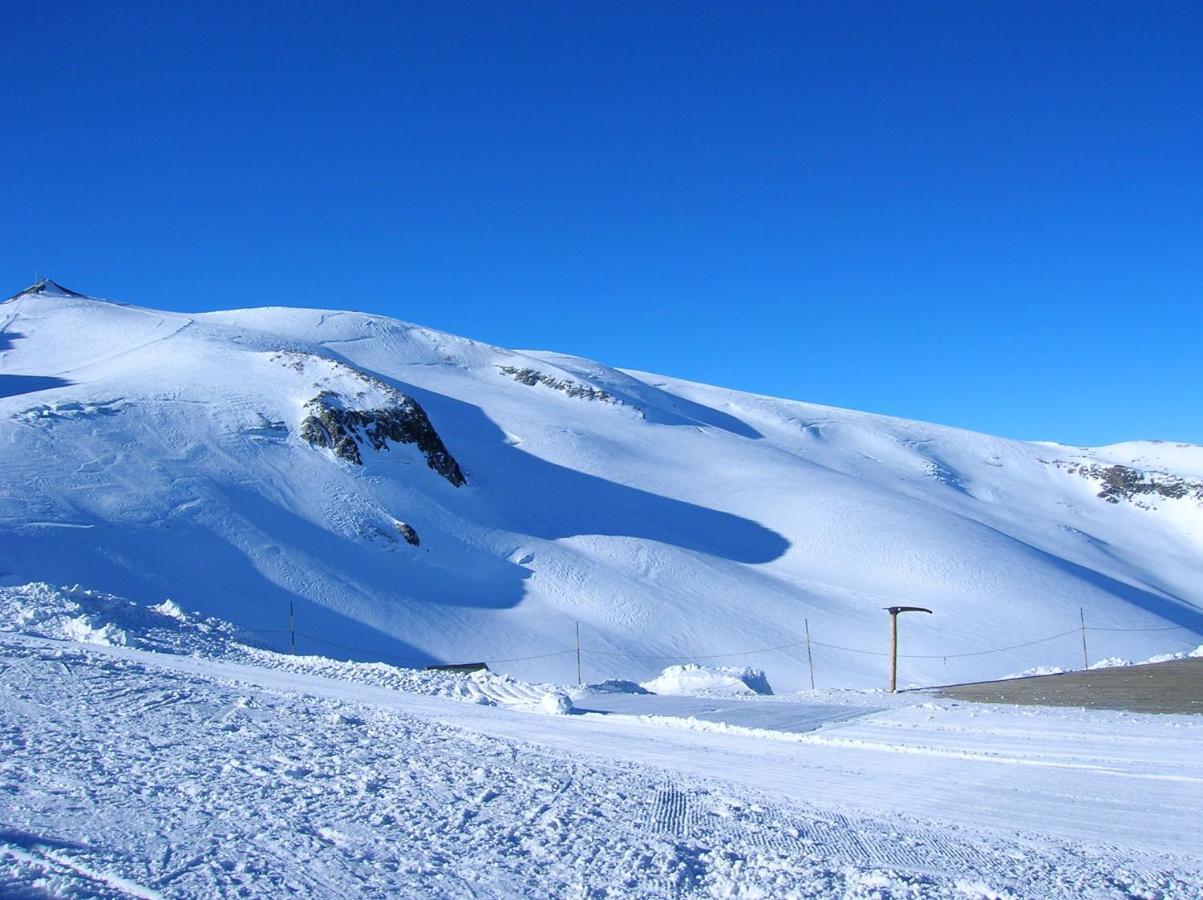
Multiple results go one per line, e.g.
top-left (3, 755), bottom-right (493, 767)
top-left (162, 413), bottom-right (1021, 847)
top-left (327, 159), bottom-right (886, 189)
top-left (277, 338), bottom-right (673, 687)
top-left (3, 2), bottom-right (1200, 445)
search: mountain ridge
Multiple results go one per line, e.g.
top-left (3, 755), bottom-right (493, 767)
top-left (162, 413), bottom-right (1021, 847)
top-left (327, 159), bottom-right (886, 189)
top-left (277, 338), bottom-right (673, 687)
top-left (1, 284), bottom-right (1200, 689)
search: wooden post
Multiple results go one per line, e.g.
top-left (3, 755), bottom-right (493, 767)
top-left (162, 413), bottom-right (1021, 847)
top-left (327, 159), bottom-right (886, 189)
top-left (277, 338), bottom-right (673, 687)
top-left (1079, 607), bottom-right (1089, 669)
top-left (804, 618), bottom-right (815, 690)
top-left (888, 610), bottom-right (898, 692)
top-left (575, 621), bottom-right (582, 686)
top-left (885, 606), bottom-right (933, 692)
top-left (289, 601), bottom-right (296, 655)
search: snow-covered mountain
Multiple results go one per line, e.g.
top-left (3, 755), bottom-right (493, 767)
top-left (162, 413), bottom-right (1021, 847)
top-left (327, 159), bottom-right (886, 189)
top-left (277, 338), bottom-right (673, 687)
top-left (1, 280), bottom-right (1200, 689)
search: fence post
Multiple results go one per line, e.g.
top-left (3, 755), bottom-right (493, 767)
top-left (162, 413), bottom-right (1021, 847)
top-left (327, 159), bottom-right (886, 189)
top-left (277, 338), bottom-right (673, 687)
top-left (289, 601), bottom-right (296, 655)
top-left (575, 621), bottom-right (582, 686)
top-left (1079, 607), bottom-right (1089, 669)
top-left (804, 618), bottom-right (815, 690)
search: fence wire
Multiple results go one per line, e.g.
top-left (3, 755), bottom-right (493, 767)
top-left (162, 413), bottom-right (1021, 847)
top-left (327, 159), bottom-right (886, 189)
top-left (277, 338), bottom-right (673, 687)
top-left (237, 619), bottom-right (1199, 670)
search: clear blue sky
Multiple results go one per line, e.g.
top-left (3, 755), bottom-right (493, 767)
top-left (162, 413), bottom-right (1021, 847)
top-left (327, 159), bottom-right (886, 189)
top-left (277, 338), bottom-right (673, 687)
top-left (3, 2), bottom-right (1200, 445)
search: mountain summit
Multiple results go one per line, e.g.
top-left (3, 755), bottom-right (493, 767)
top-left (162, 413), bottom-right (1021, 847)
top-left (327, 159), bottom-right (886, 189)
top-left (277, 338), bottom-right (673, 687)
top-left (1, 285), bottom-right (1200, 688)
top-left (5, 277), bottom-right (88, 302)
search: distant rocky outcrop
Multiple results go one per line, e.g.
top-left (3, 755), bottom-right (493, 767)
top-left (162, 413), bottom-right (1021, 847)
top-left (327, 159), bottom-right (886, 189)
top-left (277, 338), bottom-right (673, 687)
top-left (300, 389), bottom-right (465, 486)
top-left (1052, 460), bottom-right (1203, 506)
top-left (498, 366), bottom-right (619, 404)
top-left (394, 522), bottom-right (421, 546)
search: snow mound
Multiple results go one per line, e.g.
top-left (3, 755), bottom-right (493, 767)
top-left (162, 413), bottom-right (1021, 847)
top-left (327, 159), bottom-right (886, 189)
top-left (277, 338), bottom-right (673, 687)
top-left (537, 690), bottom-right (574, 715)
top-left (641, 664), bottom-right (774, 697)
top-left (61, 616), bottom-right (127, 646)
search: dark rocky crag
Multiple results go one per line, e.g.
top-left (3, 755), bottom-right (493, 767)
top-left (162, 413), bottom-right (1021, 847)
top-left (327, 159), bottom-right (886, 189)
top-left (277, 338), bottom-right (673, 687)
top-left (300, 389), bottom-right (466, 486)
top-left (1052, 460), bottom-right (1203, 505)
top-left (498, 365), bottom-right (618, 404)
top-left (394, 522), bottom-right (421, 546)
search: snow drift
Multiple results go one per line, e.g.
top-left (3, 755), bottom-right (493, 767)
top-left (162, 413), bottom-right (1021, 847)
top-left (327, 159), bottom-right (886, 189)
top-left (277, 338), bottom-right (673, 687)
top-left (641, 665), bottom-right (774, 697)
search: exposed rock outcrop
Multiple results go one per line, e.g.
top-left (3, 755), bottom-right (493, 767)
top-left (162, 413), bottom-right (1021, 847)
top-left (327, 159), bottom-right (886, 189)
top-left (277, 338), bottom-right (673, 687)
top-left (498, 366), bottom-right (618, 404)
top-left (394, 522), bottom-right (421, 546)
top-left (1052, 460), bottom-right (1203, 505)
top-left (300, 389), bottom-right (465, 486)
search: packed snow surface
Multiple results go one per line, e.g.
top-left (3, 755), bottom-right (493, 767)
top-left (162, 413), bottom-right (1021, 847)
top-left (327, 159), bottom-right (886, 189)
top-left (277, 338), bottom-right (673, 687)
top-left (1, 592), bottom-right (1200, 897)
top-left (2, 285), bottom-right (1202, 690)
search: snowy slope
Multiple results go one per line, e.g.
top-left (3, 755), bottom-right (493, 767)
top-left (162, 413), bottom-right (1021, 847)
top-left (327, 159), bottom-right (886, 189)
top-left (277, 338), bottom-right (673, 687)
top-left (1, 281), bottom-right (1201, 689)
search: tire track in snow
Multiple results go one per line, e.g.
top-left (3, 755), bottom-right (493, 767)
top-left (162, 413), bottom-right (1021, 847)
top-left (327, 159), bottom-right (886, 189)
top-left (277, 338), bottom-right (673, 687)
top-left (651, 784), bottom-right (694, 837)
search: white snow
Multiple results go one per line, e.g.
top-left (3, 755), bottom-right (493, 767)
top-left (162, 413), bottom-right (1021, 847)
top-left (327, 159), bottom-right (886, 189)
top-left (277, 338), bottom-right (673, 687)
top-left (1, 287), bottom-right (1201, 691)
top-left (641, 664), bottom-right (774, 697)
top-left (537, 690), bottom-right (575, 715)
top-left (3, 285), bottom-right (1203, 894)
top-left (0, 608), bottom-right (1199, 896)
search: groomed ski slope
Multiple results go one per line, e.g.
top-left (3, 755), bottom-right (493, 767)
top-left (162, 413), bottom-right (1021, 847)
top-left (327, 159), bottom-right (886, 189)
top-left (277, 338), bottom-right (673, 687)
top-left (2, 283), bottom-right (1202, 690)
top-left (2, 630), bottom-right (1201, 898)
top-left (2, 585), bottom-right (1201, 897)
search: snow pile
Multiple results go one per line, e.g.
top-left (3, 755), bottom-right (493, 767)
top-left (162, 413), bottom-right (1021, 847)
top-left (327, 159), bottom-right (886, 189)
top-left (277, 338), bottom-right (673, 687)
top-left (0, 582), bottom-right (563, 708)
top-left (60, 616), bottom-right (128, 646)
top-left (0, 582), bottom-right (246, 656)
top-left (537, 690), bottom-right (575, 715)
top-left (1089, 644), bottom-right (1203, 669)
top-left (642, 664), bottom-right (774, 697)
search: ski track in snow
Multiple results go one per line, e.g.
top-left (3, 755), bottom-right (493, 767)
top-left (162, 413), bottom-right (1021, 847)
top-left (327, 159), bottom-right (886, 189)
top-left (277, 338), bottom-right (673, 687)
top-left (1, 635), bottom-right (1200, 898)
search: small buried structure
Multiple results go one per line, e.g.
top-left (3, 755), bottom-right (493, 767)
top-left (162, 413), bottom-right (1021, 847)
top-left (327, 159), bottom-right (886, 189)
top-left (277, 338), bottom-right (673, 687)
top-left (427, 662), bottom-right (490, 674)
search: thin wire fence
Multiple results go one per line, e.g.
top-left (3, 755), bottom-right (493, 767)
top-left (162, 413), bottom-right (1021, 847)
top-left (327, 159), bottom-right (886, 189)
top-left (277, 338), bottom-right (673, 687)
top-left (236, 617), bottom-right (1201, 677)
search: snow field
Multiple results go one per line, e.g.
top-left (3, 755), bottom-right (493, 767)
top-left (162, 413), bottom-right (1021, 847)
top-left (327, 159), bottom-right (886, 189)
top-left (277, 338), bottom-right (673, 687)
top-left (2, 634), bottom-right (1200, 898)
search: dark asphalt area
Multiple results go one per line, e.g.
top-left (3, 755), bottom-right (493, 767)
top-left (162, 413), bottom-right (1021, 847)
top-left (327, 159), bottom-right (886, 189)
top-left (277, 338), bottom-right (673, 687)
top-left (934, 656), bottom-right (1203, 714)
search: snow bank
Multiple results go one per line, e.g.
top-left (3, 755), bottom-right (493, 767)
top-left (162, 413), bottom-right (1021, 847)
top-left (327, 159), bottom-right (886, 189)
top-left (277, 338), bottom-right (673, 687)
top-left (1005, 644), bottom-right (1203, 678)
top-left (641, 664), bottom-right (773, 697)
top-left (1090, 645), bottom-right (1203, 669)
top-left (0, 582), bottom-right (243, 655)
top-left (1004, 665), bottom-right (1068, 679)
top-left (1089, 656), bottom-right (1132, 670)
top-left (0, 582), bottom-right (562, 709)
